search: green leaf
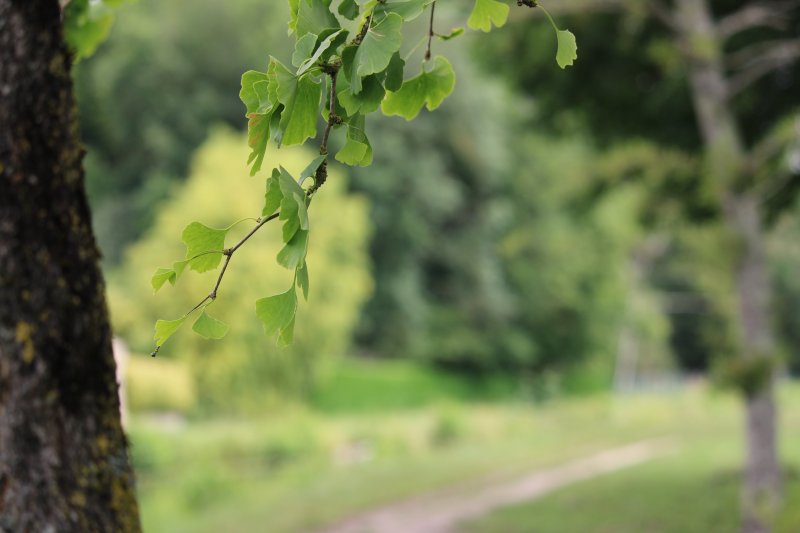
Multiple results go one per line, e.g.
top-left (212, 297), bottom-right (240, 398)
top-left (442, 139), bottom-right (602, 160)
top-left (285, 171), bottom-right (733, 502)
top-left (291, 0), bottom-right (338, 37)
top-left (297, 262), bottom-right (310, 300)
top-left (256, 287), bottom-right (298, 339)
top-left (63, 0), bottom-right (115, 59)
top-left (263, 169), bottom-right (284, 216)
top-left (292, 32), bottom-right (318, 67)
top-left (151, 268), bottom-right (176, 292)
top-left (375, 0), bottom-right (434, 21)
top-left (338, 74), bottom-right (385, 116)
top-left (297, 29), bottom-right (344, 76)
top-left (154, 317), bottom-right (187, 347)
top-left (272, 60), bottom-right (323, 146)
top-left (246, 110), bottom-right (273, 176)
top-left (181, 222), bottom-right (228, 272)
top-left (338, 0), bottom-right (359, 19)
top-left (277, 228), bottom-right (309, 270)
top-left (240, 70), bottom-right (270, 114)
top-left (438, 27), bottom-right (465, 41)
top-left (276, 168), bottom-right (309, 242)
top-left (336, 114), bottom-right (373, 166)
top-left (467, 0), bottom-right (509, 32)
top-left (299, 155), bottom-right (327, 186)
top-left (381, 56), bottom-right (455, 120)
top-left (278, 316), bottom-right (296, 347)
top-left (172, 260), bottom-right (189, 278)
top-left (192, 310), bottom-right (230, 340)
top-left (353, 13), bottom-right (403, 93)
top-left (556, 29), bottom-right (578, 69)
top-left (384, 52), bottom-right (405, 92)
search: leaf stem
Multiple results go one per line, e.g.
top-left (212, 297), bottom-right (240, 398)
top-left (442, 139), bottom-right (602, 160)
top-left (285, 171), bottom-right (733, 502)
top-left (538, 4), bottom-right (560, 32)
top-left (404, 36), bottom-right (428, 62)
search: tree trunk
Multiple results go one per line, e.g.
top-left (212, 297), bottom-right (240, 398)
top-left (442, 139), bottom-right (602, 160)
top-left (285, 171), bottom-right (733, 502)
top-left (675, 0), bottom-right (781, 531)
top-left (0, 1), bottom-right (141, 531)
top-left (726, 193), bottom-right (781, 533)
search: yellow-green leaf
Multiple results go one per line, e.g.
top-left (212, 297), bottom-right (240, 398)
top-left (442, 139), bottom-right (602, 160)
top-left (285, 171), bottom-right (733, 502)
top-left (467, 0), bottom-right (509, 33)
top-left (556, 29), bottom-right (578, 69)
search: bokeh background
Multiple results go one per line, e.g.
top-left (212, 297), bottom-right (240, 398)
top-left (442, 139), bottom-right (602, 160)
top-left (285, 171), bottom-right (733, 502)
top-left (72, 0), bottom-right (800, 531)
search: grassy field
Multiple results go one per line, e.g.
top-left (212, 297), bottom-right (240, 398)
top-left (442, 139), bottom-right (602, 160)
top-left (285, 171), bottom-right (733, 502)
top-left (461, 388), bottom-right (800, 533)
top-left (131, 382), bottom-right (800, 532)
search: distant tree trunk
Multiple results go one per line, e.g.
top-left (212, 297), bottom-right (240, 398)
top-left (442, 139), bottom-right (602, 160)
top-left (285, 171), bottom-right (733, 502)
top-left (0, 1), bottom-right (141, 531)
top-left (675, 0), bottom-right (780, 531)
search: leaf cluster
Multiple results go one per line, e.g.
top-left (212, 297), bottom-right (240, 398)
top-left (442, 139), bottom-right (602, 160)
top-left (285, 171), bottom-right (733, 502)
top-left (150, 0), bottom-right (577, 352)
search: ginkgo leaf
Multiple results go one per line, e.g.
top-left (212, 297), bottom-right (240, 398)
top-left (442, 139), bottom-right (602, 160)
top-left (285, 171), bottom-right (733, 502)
top-left (381, 56), bottom-right (455, 120)
top-left (352, 13), bottom-right (403, 93)
top-left (374, 0), bottom-right (434, 21)
top-left (467, 0), bottom-right (509, 32)
top-left (275, 167), bottom-right (309, 242)
top-left (154, 317), bottom-right (187, 347)
top-left (384, 52), bottom-right (405, 91)
top-left (263, 170), bottom-right (283, 216)
top-left (246, 110), bottom-right (273, 176)
top-left (438, 27), bottom-right (464, 41)
top-left (338, 0), bottom-right (359, 19)
top-left (338, 74), bottom-right (385, 116)
top-left (335, 114), bottom-right (373, 166)
top-left (256, 287), bottom-right (298, 339)
top-left (278, 316), bottom-right (295, 347)
top-left (556, 29), bottom-right (578, 69)
top-left (192, 310), bottom-right (229, 340)
top-left (297, 29), bottom-right (344, 76)
top-left (277, 228), bottom-right (309, 270)
top-left (292, 32), bottom-right (318, 67)
top-left (290, 0), bottom-right (338, 37)
top-left (296, 262), bottom-right (309, 300)
top-left (271, 60), bottom-right (323, 146)
top-left (299, 154), bottom-right (326, 186)
top-left (240, 70), bottom-right (270, 114)
top-left (151, 268), bottom-right (175, 292)
top-left (181, 222), bottom-right (228, 272)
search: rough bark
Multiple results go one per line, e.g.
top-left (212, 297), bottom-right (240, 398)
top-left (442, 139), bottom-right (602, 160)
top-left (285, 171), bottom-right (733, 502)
top-left (0, 1), bottom-right (141, 531)
top-left (675, 0), bottom-right (781, 531)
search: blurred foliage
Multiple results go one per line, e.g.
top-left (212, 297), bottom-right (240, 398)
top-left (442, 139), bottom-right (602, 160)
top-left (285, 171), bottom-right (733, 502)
top-left (311, 357), bottom-right (518, 413)
top-left (75, 0), bottom-right (800, 391)
top-left (126, 355), bottom-right (196, 413)
top-left (769, 202), bottom-right (800, 374)
top-left (64, 0), bottom-right (130, 59)
top-left (476, 1), bottom-right (800, 374)
top-left (108, 129), bottom-right (371, 413)
top-left (74, 0), bottom-right (290, 262)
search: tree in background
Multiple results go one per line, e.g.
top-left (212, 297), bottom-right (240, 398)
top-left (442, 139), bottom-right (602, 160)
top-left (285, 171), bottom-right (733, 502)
top-left (483, 1), bottom-right (799, 530)
top-left (74, 0), bottom-right (291, 262)
top-left (0, 0), bottom-right (139, 529)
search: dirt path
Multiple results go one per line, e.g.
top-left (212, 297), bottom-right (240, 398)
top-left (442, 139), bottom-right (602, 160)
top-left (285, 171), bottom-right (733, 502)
top-left (315, 438), bottom-right (677, 533)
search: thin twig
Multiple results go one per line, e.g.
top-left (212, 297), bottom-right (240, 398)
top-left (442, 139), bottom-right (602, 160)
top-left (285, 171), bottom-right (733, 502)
top-left (425, 2), bottom-right (436, 61)
top-left (351, 12), bottom-right (374, 45)
top-left (152, 212), bottom-right (280, 356)
top-left (319, 70), bottom-right (338, 156)
top-left (310, 67), bottom-right (340, 195)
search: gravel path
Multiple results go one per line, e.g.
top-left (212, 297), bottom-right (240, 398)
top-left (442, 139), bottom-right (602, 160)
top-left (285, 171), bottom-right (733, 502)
top-left (315, 438), bottom-right (677, 533)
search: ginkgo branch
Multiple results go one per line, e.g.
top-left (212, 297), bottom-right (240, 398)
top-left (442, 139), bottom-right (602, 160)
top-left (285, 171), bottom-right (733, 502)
top-left (151, 212), bottom-right (280, 356)
top-left (311, 65), bottom-right (340, 195)
top-left (425, 1), bottom-right (436, 61)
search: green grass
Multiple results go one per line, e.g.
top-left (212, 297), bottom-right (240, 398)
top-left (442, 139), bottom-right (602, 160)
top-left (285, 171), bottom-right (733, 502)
top-left (461, 388), bottom-right (800, 533)
top-left (310, 357), bottom-right (518, 413)
top-left (132, 384), bottom-right (800, 533)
